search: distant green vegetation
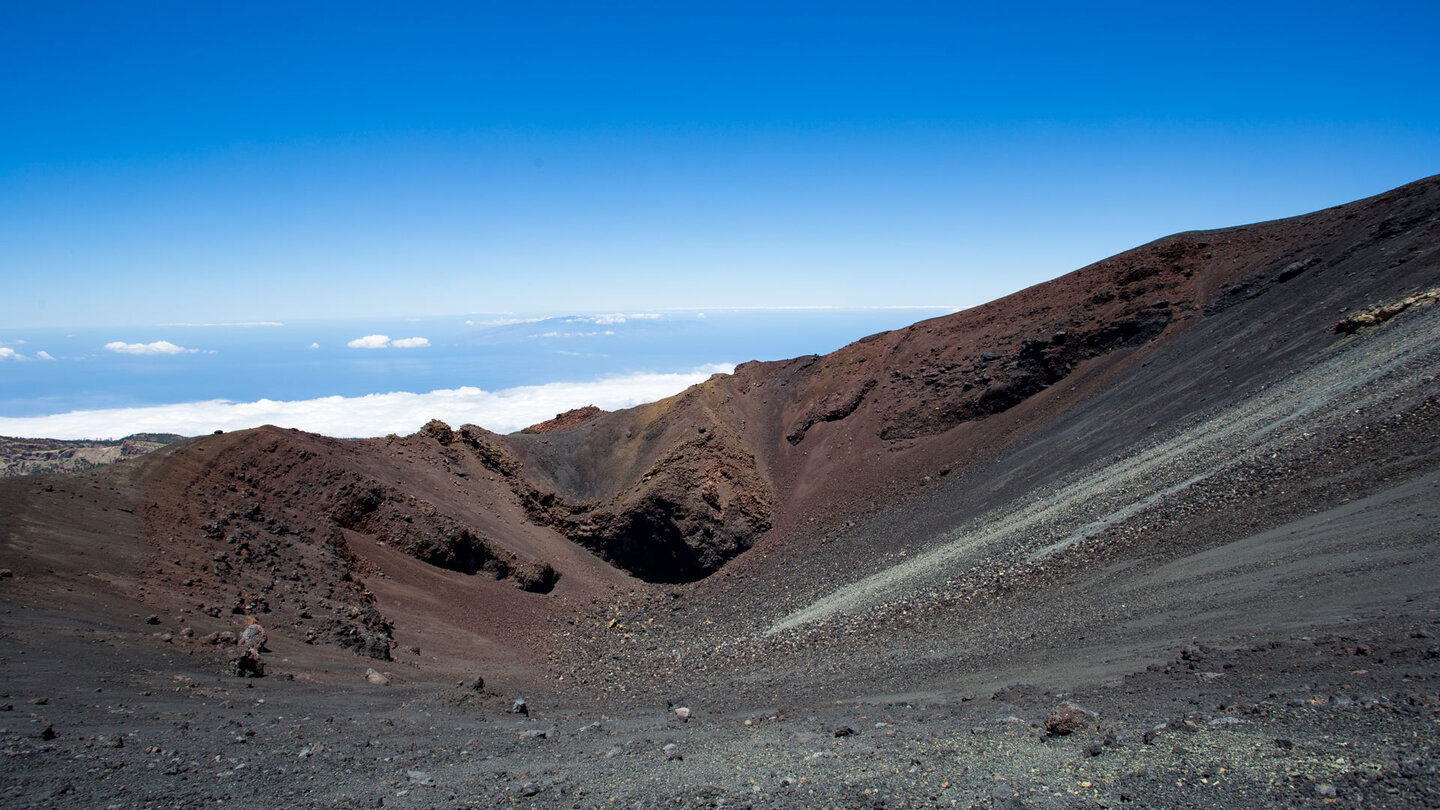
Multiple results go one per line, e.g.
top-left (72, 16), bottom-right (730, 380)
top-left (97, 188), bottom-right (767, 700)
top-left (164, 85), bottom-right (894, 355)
top-left (0, 433), bottom-right (189, 478)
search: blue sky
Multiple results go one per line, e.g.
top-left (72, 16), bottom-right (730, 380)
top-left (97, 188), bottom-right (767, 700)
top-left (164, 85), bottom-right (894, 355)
top-left (3, 1), bottom-right (1437, 328)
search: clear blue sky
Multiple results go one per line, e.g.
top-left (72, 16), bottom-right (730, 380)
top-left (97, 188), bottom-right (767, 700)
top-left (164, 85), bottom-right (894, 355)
top-left (3, 1), bottom-right (1437, 328)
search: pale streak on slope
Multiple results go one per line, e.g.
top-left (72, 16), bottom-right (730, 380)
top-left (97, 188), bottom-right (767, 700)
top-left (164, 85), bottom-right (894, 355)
top-left (768, 308), bottom-right (1440, 634)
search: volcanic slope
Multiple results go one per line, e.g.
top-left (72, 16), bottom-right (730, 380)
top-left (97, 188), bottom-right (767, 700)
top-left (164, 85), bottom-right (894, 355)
top-left (1, 175), bottom-right (1439, 809)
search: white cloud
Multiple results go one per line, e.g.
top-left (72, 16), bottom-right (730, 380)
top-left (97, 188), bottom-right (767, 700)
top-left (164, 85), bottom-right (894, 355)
top-left (35, 350), bottom-right (55, 361)
top-left (0, 365), bottom-right (735, 440)
top-left (309, 342), bottom-right (320, 350)
top-left (104, 340), bottom-right (200, 356)
top-left (0, 347), bottom-right (23, 361)
top-left (345, 335), bottom-right (428, 349)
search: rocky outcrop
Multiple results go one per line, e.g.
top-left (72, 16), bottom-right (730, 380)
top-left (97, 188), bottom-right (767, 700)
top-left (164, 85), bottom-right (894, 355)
top-left (327, 473), bottom-right (559, 592)
top-left (520, 406), bottom-right (608, 434)
top-left (786, 379), bottom-right (875, 445)
top-left (877, 299), bottom-right (1180, 442)
top-left (436, 418), bottom-right (774, 584)
top-left (542, 426), bottom-right (772, 583)
top-left (1335, 287), bottom-right (1440, 334)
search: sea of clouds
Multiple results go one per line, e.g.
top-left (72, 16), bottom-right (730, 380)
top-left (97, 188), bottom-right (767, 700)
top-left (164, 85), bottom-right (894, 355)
top-left (0, 364), bottom-right (733, 440)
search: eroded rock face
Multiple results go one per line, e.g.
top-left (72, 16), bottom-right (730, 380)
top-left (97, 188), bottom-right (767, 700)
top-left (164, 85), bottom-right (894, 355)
top-left (519, 426), bottom-right (773, 583)
top-left (786, 379), bottom-right (875, 445)
top-left (876, 292), bottom-right (1181, 442)
top-left (444, 416), bottom-right (773, 584)
top-left (326, 465), bottom-right (558, 592)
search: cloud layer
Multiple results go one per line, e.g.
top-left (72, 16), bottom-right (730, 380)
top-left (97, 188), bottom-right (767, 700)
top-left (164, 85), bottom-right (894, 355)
top-left (0, 365), bottom-right (734, 440)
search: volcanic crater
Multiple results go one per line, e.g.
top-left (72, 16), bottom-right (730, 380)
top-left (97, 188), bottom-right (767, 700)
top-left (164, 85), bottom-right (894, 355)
top-left (3, 176), bottom-right (1440, 808)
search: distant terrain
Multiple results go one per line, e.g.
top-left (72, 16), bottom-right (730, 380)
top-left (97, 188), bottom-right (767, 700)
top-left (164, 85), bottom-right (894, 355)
top-left (1, 176), bottom-right (1438, 808)
top-left (0, 433), bottom-right (185, 478)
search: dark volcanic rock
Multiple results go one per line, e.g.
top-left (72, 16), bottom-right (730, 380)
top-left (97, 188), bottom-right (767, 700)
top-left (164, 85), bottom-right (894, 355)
top-left (232, 649), bottom-right (265, 678)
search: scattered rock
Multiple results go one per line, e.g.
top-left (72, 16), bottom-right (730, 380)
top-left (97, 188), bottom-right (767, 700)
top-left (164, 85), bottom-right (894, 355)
top-left (511, 560), bottom-right (560, 593)
top-left (232, 649), bottom-right (265, 678)
top-left (992, 682), bottom-right (1037, 702)
top-left (144, 615), bottom-right (161, 625)
top-left (364, 668), bottom-right (390, 686)
top-left (240, 620), bottom-right (267, 651)
top-left (510, 698), bottom-right (529, 715)
top-left (663, 743), bottom-right (682, 760)
top-left (673, 706), bottom-right (692, 721)
top-left (467, 675), bottom-right (485, 692)
top-left (0, 568), bottom-right (13, 578)
top-left (38, 725), bottom-right (56, 741)
top-left (1044, 702), bottom-right (1097, 736)
top-left (406, 769), bottom-right (435, 787)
